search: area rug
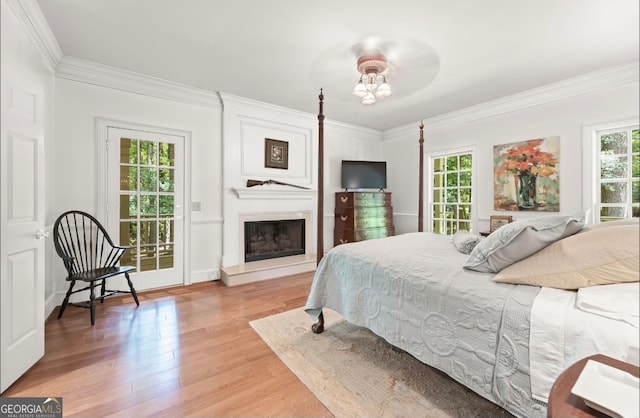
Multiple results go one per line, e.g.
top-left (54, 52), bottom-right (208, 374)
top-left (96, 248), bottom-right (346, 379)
top-left (250, 308), bottom-right (512, 418)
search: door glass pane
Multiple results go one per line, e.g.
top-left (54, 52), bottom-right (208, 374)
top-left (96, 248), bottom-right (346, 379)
top-left (140, 245), bottom-right (157, 272)
top-left (119, 136), bottom-right (176, 273)
top-left (120, 166), bottom-right (137, 191)
top-left (140, 141), bottom-right (157, 165)
top-left (140, 195), bottom-right (157, 217)
top-left (120, 138), bottom-right (138, 164)
top-left (159, 169), bottom-right (174, 192)
top-left (159, 142), bottom-right (175, 167)
top-left (159, 195), bottom-right (174, 217)
top-left (160, 244), bottom-right (174, 269)
top-left (120, 195), bottom-right (137, 219)
top-left (140, 168), bottom-right (157, 192)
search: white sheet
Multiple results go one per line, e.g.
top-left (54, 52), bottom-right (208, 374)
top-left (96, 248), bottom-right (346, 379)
top-left (577, 283), bottom-right (639, 328)
top-left (529, 287), bottom-right (640, 402)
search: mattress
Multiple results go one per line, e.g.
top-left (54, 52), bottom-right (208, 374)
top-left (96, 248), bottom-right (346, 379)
top-left (305, 232), bottom-right (547, 418)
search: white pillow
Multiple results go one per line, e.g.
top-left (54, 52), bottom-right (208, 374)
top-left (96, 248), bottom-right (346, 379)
top-left (452, 230), bottom-right (483, 254)
top-left (464, 213), bottom-right (586, 273)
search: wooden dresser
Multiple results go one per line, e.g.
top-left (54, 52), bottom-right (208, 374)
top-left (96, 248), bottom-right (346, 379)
top-left (334, 191), bottom-right (394, 246)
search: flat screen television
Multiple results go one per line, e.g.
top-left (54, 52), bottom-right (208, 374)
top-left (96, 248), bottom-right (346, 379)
top-left (341, 160), bottom-right (387, 190)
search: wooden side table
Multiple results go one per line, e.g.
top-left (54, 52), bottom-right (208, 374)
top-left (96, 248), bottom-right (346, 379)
top-left (547, 354), bottom-right (639, 417)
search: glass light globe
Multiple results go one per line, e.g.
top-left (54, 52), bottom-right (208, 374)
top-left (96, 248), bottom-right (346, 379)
top-left (352, 80), bottom-right (367, 98)
top-left (361, 92), bottom-right (376, 105)
top-left (375, 81), bottom-right (391, 98)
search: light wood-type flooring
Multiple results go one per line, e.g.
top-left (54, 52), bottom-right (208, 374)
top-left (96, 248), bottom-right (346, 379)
top-left (2, 273), bottom-right (332, 417)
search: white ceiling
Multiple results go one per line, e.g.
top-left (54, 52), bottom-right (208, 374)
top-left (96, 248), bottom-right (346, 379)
top-left (36, 0), bottom-right (639, 131)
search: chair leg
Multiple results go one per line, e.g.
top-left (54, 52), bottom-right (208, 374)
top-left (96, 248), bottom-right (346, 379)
top-left (125, 272), bottom-right (139, 306)
top-left (100, 279), bottom-right (106, 303)
top-left (89, 281), bottom-right (96, 326)
top-left (58, 280), bottom-right (76, 319)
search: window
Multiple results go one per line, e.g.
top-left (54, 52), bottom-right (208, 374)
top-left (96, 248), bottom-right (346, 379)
top-left (430, 149), bottom-right (475, 234)
top-left (597, 126), bottom-right (639, 222)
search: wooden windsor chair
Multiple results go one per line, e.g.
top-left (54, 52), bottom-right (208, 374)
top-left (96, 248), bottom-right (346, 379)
top-left (53, 210), bottom-right (139, 325)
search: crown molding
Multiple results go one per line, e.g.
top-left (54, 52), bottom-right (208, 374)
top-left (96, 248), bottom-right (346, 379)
top-left (56, 56), bottom-right (223, 109)
top-left (384, 61), bottom-right (640, 140)
top-left (220, 92), bottom-right (316, 122)
top-left (4, 0), bottom-right (63, 73)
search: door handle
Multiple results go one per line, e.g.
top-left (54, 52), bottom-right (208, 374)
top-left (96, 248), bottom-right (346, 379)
top-left (36, 229), bottom-right (49, 239)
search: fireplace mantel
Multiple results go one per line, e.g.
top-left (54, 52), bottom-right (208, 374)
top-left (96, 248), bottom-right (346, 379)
top-left (231, 187), bottom-right (316, 200)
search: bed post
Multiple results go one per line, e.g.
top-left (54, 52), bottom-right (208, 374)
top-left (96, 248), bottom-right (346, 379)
top-left (312, 88), bottom-right (325, 334)
top-left (317, 89), bottom-right (324, 266)
top-left (418, 121), bottom-right (425, 232)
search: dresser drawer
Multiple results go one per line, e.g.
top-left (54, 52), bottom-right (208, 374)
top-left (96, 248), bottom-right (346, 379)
top-left (335, 192), bottom-right (391, 208)
top-left (335, 206), bottom-right (393, 219)
top-left (335, 214), bottom-right (393, 229)
top-left (334, 227), bottom-right (395, 245)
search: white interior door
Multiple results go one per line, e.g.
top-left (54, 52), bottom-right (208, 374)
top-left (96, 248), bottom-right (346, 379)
top-left (105, 126), bottom-right (185, 290)
top-left (0, 64), bottom-right (46, 393)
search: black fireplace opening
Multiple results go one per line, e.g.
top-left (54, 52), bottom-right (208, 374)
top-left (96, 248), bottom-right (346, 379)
top-left (244, 219), bottom-right (305, 262)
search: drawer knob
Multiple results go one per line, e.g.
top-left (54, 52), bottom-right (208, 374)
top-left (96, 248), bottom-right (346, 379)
top-left (340, 215), bottom-right (348, 221)
top-left (340, 196), bottom-right (348, 203)
top-left (340, 238), bottom-right (348, 244)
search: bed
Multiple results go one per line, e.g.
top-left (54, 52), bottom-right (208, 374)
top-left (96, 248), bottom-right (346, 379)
top-left (305, 91), bottom-right (640, 417)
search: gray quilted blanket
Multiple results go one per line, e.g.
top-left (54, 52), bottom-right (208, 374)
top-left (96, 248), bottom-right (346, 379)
top-left (305, 232), bottom-right (548, 418)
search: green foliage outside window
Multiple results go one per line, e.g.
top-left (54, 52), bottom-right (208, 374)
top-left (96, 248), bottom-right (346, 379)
top-left (599, 128), bottom-right (639, 220)
top-left (432, 153), bottom-right (473, 234)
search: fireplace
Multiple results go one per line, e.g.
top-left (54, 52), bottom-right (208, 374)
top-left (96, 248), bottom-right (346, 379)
top-left (244, 219), bottom-right (305, 262)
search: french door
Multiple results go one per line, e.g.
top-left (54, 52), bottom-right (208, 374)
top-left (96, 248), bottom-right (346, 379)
top-left (105, 125), bottom-right (185, 290)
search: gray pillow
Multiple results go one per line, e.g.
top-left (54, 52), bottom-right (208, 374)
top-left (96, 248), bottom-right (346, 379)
top-left (452, 230), bottom-right (483, 254)
top-left (464, 213), bottom-right (586, 273)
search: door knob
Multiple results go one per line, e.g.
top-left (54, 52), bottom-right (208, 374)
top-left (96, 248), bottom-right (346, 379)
top-left (36, 229), bottom-right (49, 239)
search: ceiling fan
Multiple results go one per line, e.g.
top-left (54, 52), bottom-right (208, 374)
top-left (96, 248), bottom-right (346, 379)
top-left (309, 35), bottom-right (440, 104)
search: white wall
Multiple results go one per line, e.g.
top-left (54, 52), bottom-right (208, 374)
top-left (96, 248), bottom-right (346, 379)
top-left (384, 76), bottom-right (640, 234)
top-left (53, 79), bottom-right (223, 297)
top-left (220, 94), bottom-right (384, 265)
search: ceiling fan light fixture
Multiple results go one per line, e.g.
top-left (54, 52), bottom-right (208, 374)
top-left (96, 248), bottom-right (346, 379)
top-left (352, 78), bottom-right (367, 97)
top-left (353, 53), bottom-right (392, 105)
top-left (361, 91), bottom-right (376, 105)
top-left (375, 78), bottom-right (392, 98)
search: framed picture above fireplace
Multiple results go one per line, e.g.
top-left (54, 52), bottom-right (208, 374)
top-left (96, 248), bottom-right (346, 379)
top-left (265, 138), bottom-right (288, 169)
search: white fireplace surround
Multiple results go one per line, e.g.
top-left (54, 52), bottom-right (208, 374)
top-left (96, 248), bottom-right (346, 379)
top-left (238, 211), bottom-right (312, 263)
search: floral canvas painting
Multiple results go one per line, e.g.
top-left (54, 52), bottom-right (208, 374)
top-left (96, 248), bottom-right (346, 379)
top-left (494, 136), bottom-right (559, 212)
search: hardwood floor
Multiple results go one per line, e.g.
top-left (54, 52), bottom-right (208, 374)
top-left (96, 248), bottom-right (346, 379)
top-left (2, 273), bottom-right (332, 417)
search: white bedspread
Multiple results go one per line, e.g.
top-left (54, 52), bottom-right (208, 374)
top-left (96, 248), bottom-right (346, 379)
top-left (305, 232), bottom-right (547, 418)
top-left (529, 286), bottom-right (640, 402)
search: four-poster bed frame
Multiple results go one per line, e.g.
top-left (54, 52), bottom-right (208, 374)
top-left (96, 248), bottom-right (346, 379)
top-left (306, 92), bottom-right (638, 417)
top-left (312, 90), bottom-right (425, 334)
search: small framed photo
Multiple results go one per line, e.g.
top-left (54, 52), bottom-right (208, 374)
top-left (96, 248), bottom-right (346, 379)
top-left (490, 215), bottom-right (513, 233)
top-left (264, 138), bottom-right (288, 169)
